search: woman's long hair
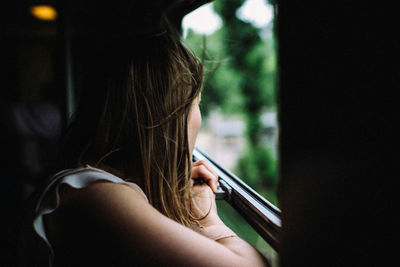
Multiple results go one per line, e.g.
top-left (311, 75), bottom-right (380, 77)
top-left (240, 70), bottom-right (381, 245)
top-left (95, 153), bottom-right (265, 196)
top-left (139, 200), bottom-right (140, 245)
top-left (60, 29), bottom-right (204, 227)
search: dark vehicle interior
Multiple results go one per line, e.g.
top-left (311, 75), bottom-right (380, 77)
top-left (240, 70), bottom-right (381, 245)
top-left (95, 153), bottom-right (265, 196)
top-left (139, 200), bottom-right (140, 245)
top-left (1, 0), bottom-right (396, 266)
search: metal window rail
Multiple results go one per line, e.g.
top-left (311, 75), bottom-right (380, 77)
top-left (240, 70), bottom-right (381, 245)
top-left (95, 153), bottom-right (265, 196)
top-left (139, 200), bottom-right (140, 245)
top-left (193, 148), bottom-right (281, 251)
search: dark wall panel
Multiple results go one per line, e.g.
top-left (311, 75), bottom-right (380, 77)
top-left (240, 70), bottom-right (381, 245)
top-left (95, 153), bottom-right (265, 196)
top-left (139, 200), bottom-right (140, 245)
top-left (277, 1), bottom-right (397, 266)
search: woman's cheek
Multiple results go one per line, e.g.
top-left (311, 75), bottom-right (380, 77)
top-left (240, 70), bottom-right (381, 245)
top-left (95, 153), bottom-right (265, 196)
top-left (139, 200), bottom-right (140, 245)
top-left (188, 103), bottom-right (201, 154)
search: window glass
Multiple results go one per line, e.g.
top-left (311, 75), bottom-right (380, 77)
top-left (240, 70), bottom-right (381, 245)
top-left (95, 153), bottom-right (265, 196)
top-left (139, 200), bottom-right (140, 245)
top-left (183, 0), bottom-right (278, 205)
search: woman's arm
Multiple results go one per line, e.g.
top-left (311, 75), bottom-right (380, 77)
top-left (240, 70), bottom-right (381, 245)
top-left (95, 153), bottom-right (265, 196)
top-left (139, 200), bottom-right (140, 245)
top-left (190, 160), bottom-right (268, 265)
top-left (45, 167), bottom-right (268, 266)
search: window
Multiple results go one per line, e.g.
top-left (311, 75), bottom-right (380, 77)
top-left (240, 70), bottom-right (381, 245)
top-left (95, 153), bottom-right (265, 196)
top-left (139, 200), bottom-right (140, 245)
top-left (184, 0), bottom-right (280, 265)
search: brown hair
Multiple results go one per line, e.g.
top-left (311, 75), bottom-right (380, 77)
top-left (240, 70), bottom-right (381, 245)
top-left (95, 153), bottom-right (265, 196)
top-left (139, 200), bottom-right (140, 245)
top-left (61, 29), bottom-right (203, 226)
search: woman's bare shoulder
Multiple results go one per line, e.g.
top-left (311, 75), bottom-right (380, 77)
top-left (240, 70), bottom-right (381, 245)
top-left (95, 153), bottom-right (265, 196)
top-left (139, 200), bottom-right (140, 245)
top-left (60, 179), bottom-right (147, 207)
top-left (44, 181), bottom-right (157, 264)
top-left (48, 180), bottom-right (152, 232)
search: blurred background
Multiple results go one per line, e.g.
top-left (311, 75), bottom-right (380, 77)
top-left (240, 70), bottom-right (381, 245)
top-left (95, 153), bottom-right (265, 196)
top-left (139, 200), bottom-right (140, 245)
top-left (183, 0), bottom-right (278, 205)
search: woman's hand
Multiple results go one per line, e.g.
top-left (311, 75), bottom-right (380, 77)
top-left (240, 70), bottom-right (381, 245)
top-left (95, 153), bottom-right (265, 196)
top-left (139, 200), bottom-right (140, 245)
top-left (191, 160), bottom-right (222, 227)
top-left (191, 159), bottom-right (219, 193)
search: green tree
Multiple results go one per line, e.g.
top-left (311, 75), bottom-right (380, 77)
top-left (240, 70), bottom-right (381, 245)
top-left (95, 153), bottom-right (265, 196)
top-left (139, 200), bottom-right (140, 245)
top-left (213, 0), bottom-right (278, 200)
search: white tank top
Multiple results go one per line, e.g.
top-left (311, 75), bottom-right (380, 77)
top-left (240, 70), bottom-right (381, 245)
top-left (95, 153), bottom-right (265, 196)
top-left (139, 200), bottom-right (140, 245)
top-left (32, 165), bottom-right (148, 266)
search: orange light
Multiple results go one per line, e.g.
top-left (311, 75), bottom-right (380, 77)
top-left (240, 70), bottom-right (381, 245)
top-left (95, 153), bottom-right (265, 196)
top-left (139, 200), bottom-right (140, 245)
top-left (30, 5), bottom-right (58, 21)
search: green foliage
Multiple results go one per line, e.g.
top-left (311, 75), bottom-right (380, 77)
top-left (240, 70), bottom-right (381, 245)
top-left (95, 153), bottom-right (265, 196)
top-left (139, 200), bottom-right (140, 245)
top-left (184, 1), bottom-right (277, 117)
top-left (214, 0), bottom-right (276, 147)
top-left (236, 144), bottom-right (277, 190)
top-left (245, 115), bottom-right (264, 145)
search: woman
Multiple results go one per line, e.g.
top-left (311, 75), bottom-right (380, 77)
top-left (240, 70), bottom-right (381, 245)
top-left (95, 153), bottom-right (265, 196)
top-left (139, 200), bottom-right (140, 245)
top-left (25, 8), bottom-right (268, 267)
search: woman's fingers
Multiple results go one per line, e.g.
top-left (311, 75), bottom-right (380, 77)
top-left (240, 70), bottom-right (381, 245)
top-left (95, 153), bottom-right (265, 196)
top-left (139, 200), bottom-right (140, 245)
top-left (192, 166), bottom-right (217, 192)
top-left (192, 160), bottom-right (219, 193)
top-left (192, 160), bottom-right (218, 178)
